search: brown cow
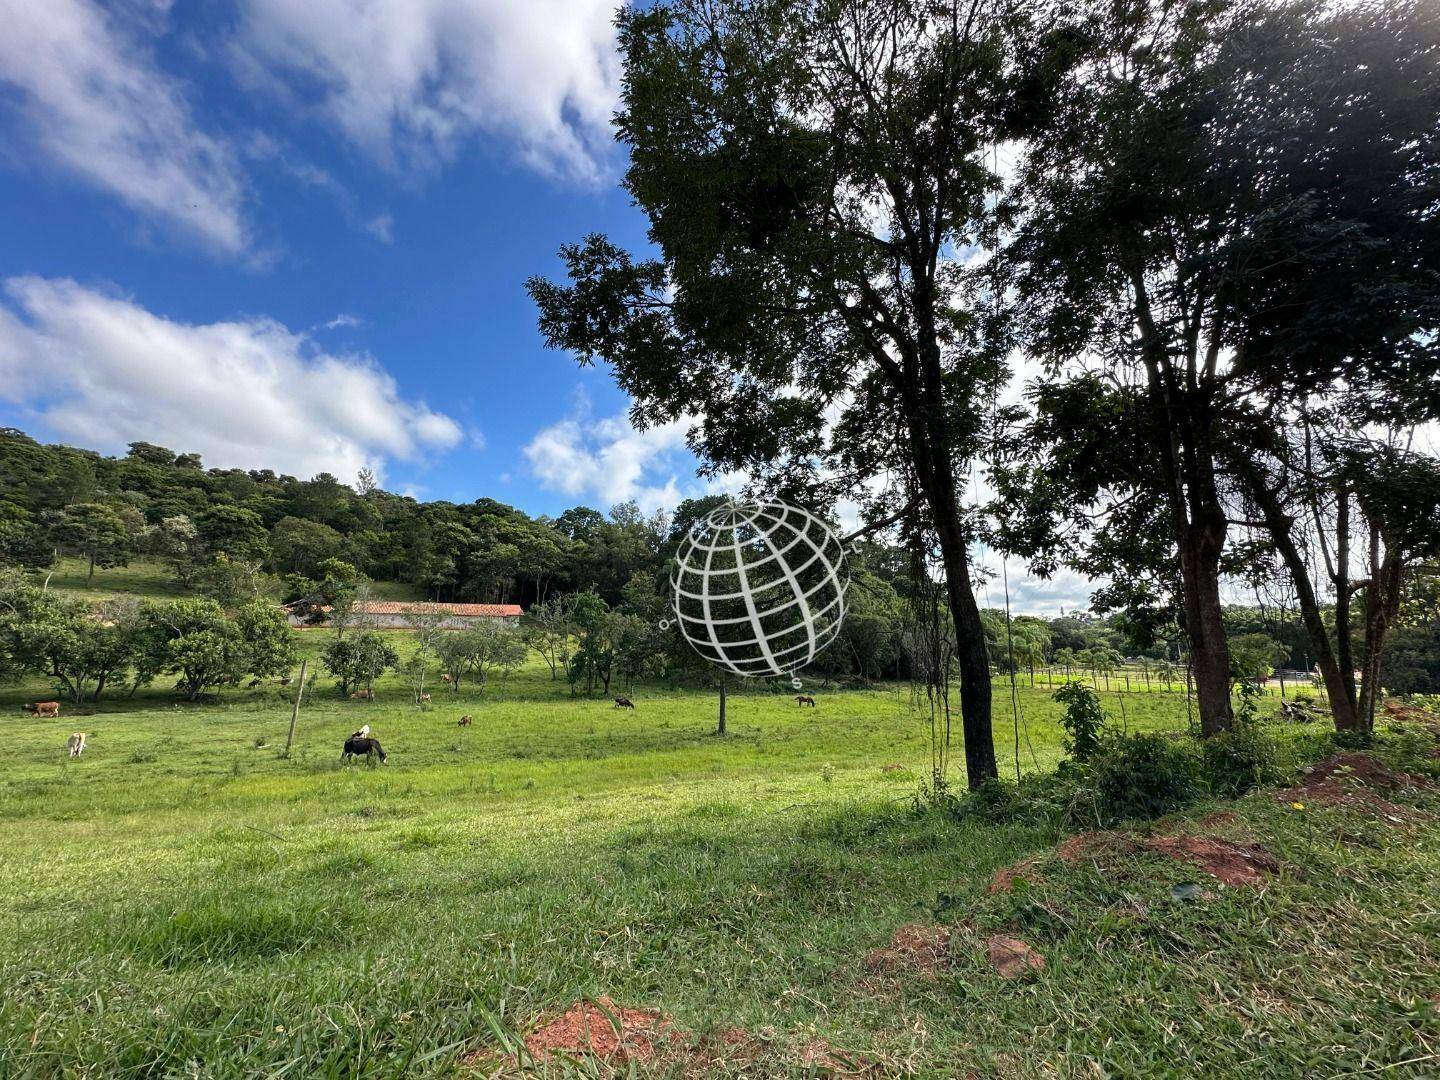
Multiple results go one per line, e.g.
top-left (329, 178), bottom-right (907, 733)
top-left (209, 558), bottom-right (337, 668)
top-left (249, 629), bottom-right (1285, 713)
top-left (440, 673), bottom-right (453, 685)
top-left (23, 701), bottom-right (60, 717)
top-left (349, 689), bottom-right (375, 701)
top-left (457, 715), bottom-right (473, 727)
top-left (418, 692), bottom-right (432, 703)
top-left (795, 695), bottom-right (816, 707)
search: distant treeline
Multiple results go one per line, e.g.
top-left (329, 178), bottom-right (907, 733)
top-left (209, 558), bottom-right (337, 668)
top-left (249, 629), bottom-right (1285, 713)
top-left (1, 427), bottom-right (1436, 694)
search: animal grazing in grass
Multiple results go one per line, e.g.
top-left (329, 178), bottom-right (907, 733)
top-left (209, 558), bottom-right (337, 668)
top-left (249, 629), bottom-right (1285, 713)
top-left (418, 693), bottom-right (432, 703)
top-left (795, 695), bottom-right (816, 707)
top-left (440, 673), bottom-right (453, 685)
top-left (457, 715), bottom-right (473, 726)
top-left (341, 735), bottom-right (387, 766)
top-left (351, 724), bottom-right (371, 740)
top-left (613, 696), bottom-right (635, 710)
top-left (66, 732), bottom-right (87, 758)
top-left (279, 677), bottom-right (293, 687)
top-left (247, 678), bottom-right (261, 688)
top-left (350, 688), bottom-right (375, 701)
top-left (23, 701), bottom-right (60, 717)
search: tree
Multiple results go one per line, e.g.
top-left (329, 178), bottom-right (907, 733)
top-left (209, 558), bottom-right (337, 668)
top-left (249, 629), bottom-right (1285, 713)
top-left (0, 503), bottom-right (53, 569)
top-left (437, 622), bottom-right (529, 691)
top-left (569, 591), bottom-right (618, 697)
top-left (0, 586), bottom-right (141, 702)
top-left (321, 632), bottom-right (398, 697)
top-left (52, 502), bottom-right (131, 579)
top-left (522, 594), bottom-right (575, 680)
top-left (527, 0), bottom-right (1065, 786)
top-left (1002, 0), bottom-right (1440, 736)
top-left (1228, 633), bottom-right (1289, 685)
top-left (234, 601), bottom-right (297, 680)
top-left (196, 505), bottom-right (269, 562)
top-left (268, 516), bottom-right (342, 576)
top-left (145, 514), bottom-right (202, 585)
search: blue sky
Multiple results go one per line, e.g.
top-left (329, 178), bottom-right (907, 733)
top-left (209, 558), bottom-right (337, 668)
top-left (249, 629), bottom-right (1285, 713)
top-left (0, 0), bottom-right (1098, 612)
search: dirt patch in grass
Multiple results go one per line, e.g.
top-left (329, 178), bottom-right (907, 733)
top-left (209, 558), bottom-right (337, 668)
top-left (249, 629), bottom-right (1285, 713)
top-left (864, 923), bottom-right (955, 976)
top-left (988, 856), bottom-right (1043, 894)
top-left (1276, 751), bottom-right (1433, 820)
top-left (1056, 829), bottom-right (1136, 863)
top-left (505, 997), bottom-right (685, 1067)
top-left (985, 934), bottom-right (1046, 979)
top-left (1144, 834), bottom-right (1280, 886)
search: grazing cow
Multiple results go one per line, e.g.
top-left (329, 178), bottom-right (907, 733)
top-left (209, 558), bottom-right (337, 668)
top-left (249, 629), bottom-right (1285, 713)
top-left (341, 735), bottom-right (387, 766)
top-left (66, 732), bottom-right (87, 758)
top-left (418, 693), bottom-right (432, 703)
top-left (349, 688), bottom-right (375, 701)
top-left (23, 701), bottom-right (60, 717)
top-left (351, 724), bottom-right (371, 740)
top-left (795, 695), bottom-right (816, 707)
top-left (457, 715), bottom-right (473, 727)
top-left (613, 696), bottom-right (635, 710)
top-left (440, 673), bottom-right (453, 685)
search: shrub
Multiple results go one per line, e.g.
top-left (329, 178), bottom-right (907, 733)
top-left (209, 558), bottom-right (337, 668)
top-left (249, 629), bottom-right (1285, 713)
top-left (1054, 682), bottom-right (1107, 763)
top-left (1090, 732), bottom-right (1198, 821)
top-left (1200, 726), bottom-right (1285, 797)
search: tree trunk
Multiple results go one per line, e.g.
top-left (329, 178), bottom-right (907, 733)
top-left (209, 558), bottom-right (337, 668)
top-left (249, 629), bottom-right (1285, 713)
top-left (907, 408), bottom-right (997, 789)
top-left (1235, 464), bottom-right (1360, 729)
top-left (1179, 534), bottom-right (1233, 735)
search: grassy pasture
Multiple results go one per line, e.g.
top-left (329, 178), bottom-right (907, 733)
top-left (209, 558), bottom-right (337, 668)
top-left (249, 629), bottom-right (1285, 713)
top-left (1, 586), bottom-right (1438, 1075)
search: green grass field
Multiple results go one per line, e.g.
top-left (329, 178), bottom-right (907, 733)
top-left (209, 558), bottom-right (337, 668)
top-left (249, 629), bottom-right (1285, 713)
top-left (2, 584), bottom-right (1439, 1075)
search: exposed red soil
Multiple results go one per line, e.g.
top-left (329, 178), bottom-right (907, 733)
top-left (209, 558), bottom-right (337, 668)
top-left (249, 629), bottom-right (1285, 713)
top-left (1055, 829), bottom-right (1136, 863)
top-left (988, 856), bottom-right (1042, 894)
top-left (518, 996), bottom-right (683, 1065)
top-left (1144, 834), bottom-right (1280, 886)
top-left (864, 923), bottom-right (955, 975)
top-left (985, 935), bottom-right (1047, 979)
top-left (1276, 751), bottom-right (1434, 820)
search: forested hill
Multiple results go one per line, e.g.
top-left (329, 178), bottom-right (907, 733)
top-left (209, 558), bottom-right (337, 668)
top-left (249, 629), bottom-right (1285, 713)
top-left (0, 427), bottom-right (699, 608)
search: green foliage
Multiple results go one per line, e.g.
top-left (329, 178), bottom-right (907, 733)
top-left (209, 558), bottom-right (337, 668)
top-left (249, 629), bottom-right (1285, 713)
top-left (1090, 732), bottom-right (1198, 822)
top-left (1053, 682), bottom-right (1107, 763)
top-left (321, 632), bottom-right (398, 697)
top-left (1199, 726), bottom-right (1285, 798)
top-left (434, 623), bottom-right (528, 691)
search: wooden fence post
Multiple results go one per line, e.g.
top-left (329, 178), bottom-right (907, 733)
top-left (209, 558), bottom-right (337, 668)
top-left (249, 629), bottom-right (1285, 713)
top-left (284, 659), bottom-right (307, 759)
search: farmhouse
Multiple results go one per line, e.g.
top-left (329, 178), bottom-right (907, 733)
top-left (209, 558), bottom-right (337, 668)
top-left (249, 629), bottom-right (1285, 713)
top-left (287, 600), bottom-right (522, 630)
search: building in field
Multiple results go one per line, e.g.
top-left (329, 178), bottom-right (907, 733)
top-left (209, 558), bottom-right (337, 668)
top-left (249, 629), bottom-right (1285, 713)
top-left (286, 600), bottom-right (523, 629)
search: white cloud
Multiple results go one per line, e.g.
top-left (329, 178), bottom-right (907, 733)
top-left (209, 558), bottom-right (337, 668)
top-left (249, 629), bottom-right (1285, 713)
top-left (0, 0), bottom-right (251, 256)
top-left (365, 213), bottom-right (395, 244)
top-left (0, 277), bottom-right (463, 481)
top-left (524, 393), bottom-right (696, 512)
top-left (231, 0), bottom-right (621, 185)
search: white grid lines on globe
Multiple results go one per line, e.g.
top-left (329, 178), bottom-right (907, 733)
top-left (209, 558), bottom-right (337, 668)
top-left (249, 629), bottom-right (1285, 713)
top-left (669, 500), bottom-right (848, 678)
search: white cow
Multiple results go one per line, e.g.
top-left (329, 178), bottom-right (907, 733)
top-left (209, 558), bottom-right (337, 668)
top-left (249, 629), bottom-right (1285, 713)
top-left (66, 732), bottom-right (87, 758)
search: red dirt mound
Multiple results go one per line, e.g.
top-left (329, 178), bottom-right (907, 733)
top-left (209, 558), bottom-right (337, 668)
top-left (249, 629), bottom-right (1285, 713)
top-left (1144, 834), bottom-right (1279, 886)
top-left (864, 923), bottom-right (955, 975)
top-left (520, 997), bottom-right (682, 1065)
top-left (988, 856), bottom-right (1042, 894)
top-left (1055, 830), bottom-right (1136, 863)
top-left (1277, 751), bottom-right (1434, 819)
top-left (985, 935), bottom-right (1046, 979)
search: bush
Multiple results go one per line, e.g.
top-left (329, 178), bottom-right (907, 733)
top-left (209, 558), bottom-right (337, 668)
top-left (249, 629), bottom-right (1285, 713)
top-left (1054, 682), bottom-right (1107, 763)
top-left (1200, 726), bottom-right (1284, 797)
top-left (1090, 732), bottom-right (1198, 821)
